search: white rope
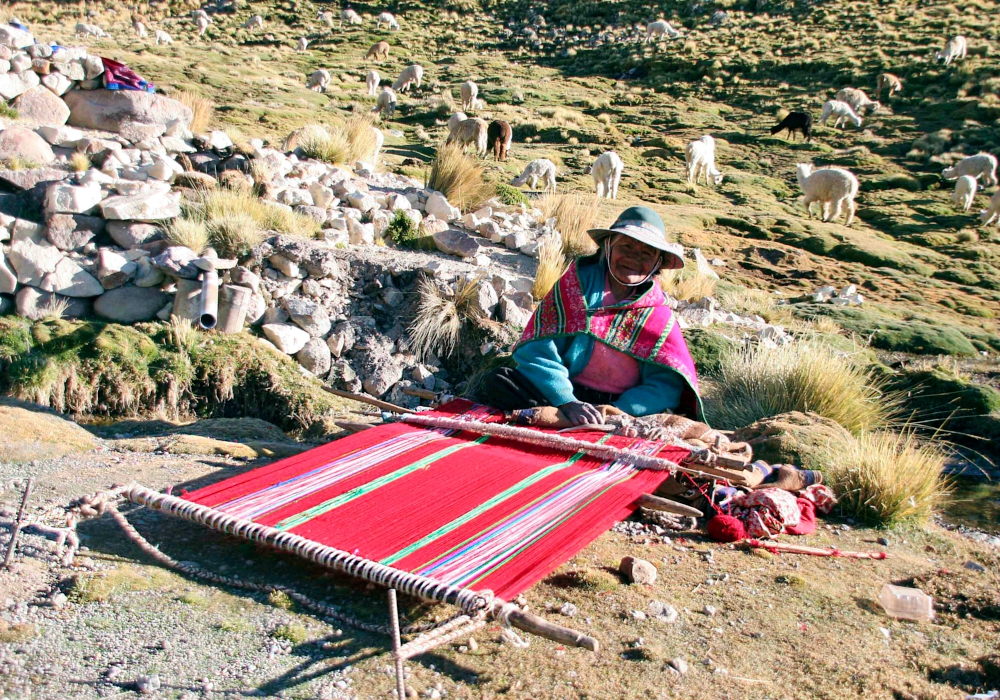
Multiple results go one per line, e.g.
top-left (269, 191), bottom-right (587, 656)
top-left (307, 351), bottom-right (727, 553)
top-left (494, 601), bottom-right (530, 648)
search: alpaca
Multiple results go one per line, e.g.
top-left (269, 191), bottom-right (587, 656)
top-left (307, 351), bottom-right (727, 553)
top-left (796, 163), bottom-right (859, 226)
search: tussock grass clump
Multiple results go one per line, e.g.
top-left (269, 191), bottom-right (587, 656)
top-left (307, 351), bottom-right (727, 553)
top-left (657, 262), bottom-right (717, 301)
top-left (410, 276), bottom-right (483, 358)
top-left (705, 342), bottom-right (891, 433)
top-left (176, 91), bottom-right (214, 134)
top-left (495, 182), bottom-right (529, 206)
top-left (298, 117), bottom-right (380, 165)
top-left (427, 144), bottom-right (492, 213)
top-left (68, 152), bottom-right (91, 172)
top-left (0, 621), bottom-right (36, 643)
top-left (70, 566), bottom-right (154, 603)
top-left (164, 217), bottom-right (210, 253)
top-left (537, 106), bottom-right (587, 127)
top-left (206, 212), bottom-right (263, 259)
top-left (532, 236), bottom-right (567, 301)
top-left (200, 189), bottom-right (320, 245)
top-left (540, 193), bottom-right (599, 260)
top-left (827, 430), bottom-right (949, 526)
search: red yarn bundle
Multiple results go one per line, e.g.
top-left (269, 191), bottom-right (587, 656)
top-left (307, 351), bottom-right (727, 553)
top-left (707, 514), bottom-right (746, 542)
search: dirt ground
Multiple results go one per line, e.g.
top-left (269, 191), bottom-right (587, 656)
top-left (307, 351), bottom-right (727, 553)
top-left (1, 435), bottom-right (998, 700)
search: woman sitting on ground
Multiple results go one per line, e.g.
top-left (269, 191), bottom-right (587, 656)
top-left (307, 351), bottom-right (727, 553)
top-left (482, 206), bottom-right (702, 426)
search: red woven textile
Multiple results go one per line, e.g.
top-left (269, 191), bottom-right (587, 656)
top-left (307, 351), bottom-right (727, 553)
top-left (185, 400), bottom-right (689, 600)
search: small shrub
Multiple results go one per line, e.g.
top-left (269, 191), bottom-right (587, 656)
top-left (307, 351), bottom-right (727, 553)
top-left (271, 623), bottom-right (309, 644)
top-left (827, 430), bottom-right (949, 527)
top-left (532, 236), bottom-right (567, 301)
top-left (657, 263), bottom-right (717, 301)
top-left (0, 103), bottom-right (17, 120)
top-left (705, 341), bottom-right (891, 433)
top-left (427, 144), bottom-right (492, 213)
top-left (268, 590), bottom-right (294, 610)
top-left (177, 91), bottom-right (214, 134)
top-left (1, 156), bottom-right (38, 171)
top-left (494, 182), bottom-right (529, 206)
top-left (202, 189), bottom-right (320, 239)
top-left (539, 193), bottom-right (599, 260)
top-left (410, 276), bottom-right (482, 359)
top-left (68, 152), bottom-right (91, 172)
top-left (70, 566), bottom-right (152, 603)
top-left (385, 209), bottom-right (418, 245)
top-left (39, 296), bottom-right (71, 321)
top-left (164, 217), bottom-right (210, 253)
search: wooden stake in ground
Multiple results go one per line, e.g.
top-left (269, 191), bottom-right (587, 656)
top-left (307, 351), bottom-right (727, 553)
top-left (3, 478), bottom-right (34, 570)
top-left (323, 386), bottom-right (415, 414)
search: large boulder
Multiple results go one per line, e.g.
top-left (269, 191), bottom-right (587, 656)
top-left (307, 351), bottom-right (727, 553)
top-left (15, 287), bottom-right (91, 320)
top-left (0, 126), bottom-right (56, 164)
top-left (283, 297), bottom-right (331, 337)
top-left (106, 221), bottom-right (163, 248)
top-left (0, 26), bottom-right (34, 50)
top-left (39, 257), bottom-right (103, 298)
top-left (12, 86), bottom-right (71, 126)
top-left (731, 411), bottom-right (853, 472)
top-left (93, 286), bottom-right (168, 323)
top-left (100, 190), bottom-right (181, 221)
top-left (0, 398), bottom-right (98, 464)
top-left (262, 323), bottom-right (311, 355)
top-left (0, 167), bottom-right (69, 191)
top-left (433, 229), bottom-right (481, 258)
top-left (63, 89), bottom-right (193, 134)
top-left (7, 225), bottom-right (64, 287)
top-left (45, 182), bottom-right (103, 215)
top-left (45, 214), bottom-right (105, 251)
top-left (0, 68), bottom-right (39, 100)
top-left (296, 337), bottom-right (332, 376)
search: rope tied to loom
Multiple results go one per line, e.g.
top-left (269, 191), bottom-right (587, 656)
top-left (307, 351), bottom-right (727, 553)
top-left (495, 601), bottom-right (530, 648)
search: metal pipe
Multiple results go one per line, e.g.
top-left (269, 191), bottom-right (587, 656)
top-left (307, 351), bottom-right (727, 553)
top-left (199, 269), bottom-right (219, 330)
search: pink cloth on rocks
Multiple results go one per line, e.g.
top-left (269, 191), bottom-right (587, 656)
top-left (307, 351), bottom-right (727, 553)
top-left (573, 278), bottom-right (642, 395)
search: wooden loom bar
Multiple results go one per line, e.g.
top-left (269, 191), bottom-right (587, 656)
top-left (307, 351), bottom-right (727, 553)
top-left (323, 386), bottom-right (415, 414)
top-left (635, 494), bottom-right (703, 517)
top-left (496, 603), bottom-right (600, 652)
top-left (3, 479), bottom-right (33, 570)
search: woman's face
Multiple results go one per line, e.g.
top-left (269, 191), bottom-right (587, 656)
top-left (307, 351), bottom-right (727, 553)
top-left (608, 234), bottom-right (662, 285)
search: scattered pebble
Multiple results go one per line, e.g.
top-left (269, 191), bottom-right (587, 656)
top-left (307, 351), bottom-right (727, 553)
top-left (877, 537), bottom-right (890, 547)
top-left (668, 657), bottom-right (689, 675)
top-left (559, 602), bottom-right (578, 617)
top-left (964, 560), bottom-right (986, 573)
top-left (136, 674), bottom-right (161, 695)
top-left (703, 605), bottom-right (717, 617)
top-left (619, 556), bottom-right (657, 585)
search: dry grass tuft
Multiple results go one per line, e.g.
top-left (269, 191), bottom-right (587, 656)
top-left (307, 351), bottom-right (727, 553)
top-left (298, 117), bottom-right (380, 165)
top-left (68, 151), bottom-right (91, 173)
top-left (531, 236), bottom-right (567, 301)
top-left (164, 217), bottom-right (210, 253)
top-left (409, 276), bottom-right (483, 359)
top-left (657, 263), bottom-right (718, 301)
top-left (539, 193), bottom-right (599, 260)
top-left (427, 144), bottom-right (493, 213)
top-left (206, 212), bottom-right (263, 259)
top-left (40, 296), bottom-right (72, 321)
top-left (705, 341), bottom-right (891, 434)
top-left (202, 189), bottom-right (320, 240)
top-left (827, 430), bottom-right (949, 526)
top-left (176, 91), bottom-right (214, 134)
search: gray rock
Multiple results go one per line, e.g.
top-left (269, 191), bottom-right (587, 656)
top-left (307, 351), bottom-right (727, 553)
top-left (381, 286), bottom-right (404, 307)
top-left (283, 297), bottom-right (332, 337)
top-left (0, 249), bottom-right (17, 294)
top-left (326, 322), bottom-right (356, 357)
top-left (499, 296), bottom-right (532, 327)
top-left (16, 286), bottom-right (90, 320)
top-left (433, 229), bottom-right (482, 258)
top-left (63, 89), bottom-right (193, 133)
top-left (296, 337), bottom-right (332, 375)
top-left (39, 257), bottom-right (103, 297)
top-left (106, 221), bottom-right (163, 248)
top-left (45, 182), bottom-right (103, 215)
top-left (668, 658), bottom-right (689, 675)
top-left (0, 167), bottom-right (69, 191)
top-left (0, 125), bottom-right (55, 164)
top-left (262, 306), bottom-right (289, 325)
top-left (262, 323), bottom-right (310, 355)
top-left (11, 86), bottom-right (71, 126)
top-left (100, 190), bottom-right (182, 221)
top-left (0, 25), bottom-right (34, 50)
top-left (45, 214), bottom-right (104, 251)
top-left (40, 72), bottom-right (74, 98)
top-left (133, 257), bottom-right (164, 288)
top-left (470, 280), bottom-right (498, 317)
top-left (619, 556), bottom-right (657, 585)
top-left (93, 286), bottom-right (168, 323)
top-left (8, 226), bottom-right (63, 286)
top-left (0, 68), bottom-right (39, 100)
top-left (363, 361), bottom-right (403, 397)
top-left (151, 246), bottom-right (200, 279)
top-left (230, 266), bottom-right (260, 293)
top-left (96, 249), bottom-right (136, 290)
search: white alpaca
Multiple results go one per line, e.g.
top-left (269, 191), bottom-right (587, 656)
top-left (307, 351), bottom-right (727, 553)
top-left (981, 189), bottom-right (1000, 227)
top-left (447, 112), bottom-right (468, 136)
top-left (685, 135), bottom-right (723, 186)
top-left (307, 69), bottom-right (331, 92)
top-left (370, 126), bottom-right (385, 163)
top-left (876, 73), bottom-right (902, 99)
top-left (155, 29), bottom-right (173, 45)
top-left (195, 16), bottom-right (210, 36)
top-left (460, 81), bottom-right (478, 111)
top-left (366, 69), bottom-right (380, 96)
top-left (75, 22), bottom-right (106, 38)
top-left (317, 10), bottom-right (336, 26)
top-left (446, 118), bottom-right (488, 156)
top-left (392, 64), bottom-right (423, 92)
top-left (133, 20), bottom-right (147, 38)
top-left (820, 100), bottom-right (863, 129)
top-left (835, 87), bottom-right (881, 115)
top-left (342, 9), bottom-right (363, 26)
top-left (192, 9), bottom-right (210, 22)
top-left (377, 12), bottom-right (399, 30)
top-left (511, 159), bottom-right (557, 192)
top-left (592, 151), bottom-right (624, 199)
top-left (942, 153), bottom-right (998, 188)
top-left (951, 175), bottom-right (977, 213)
top-left (796, 163), bottom-right (859, 226)
top-left (644, 19), bottom-right (680, 42)
top-left (935, 35), bottom-right (967, 65)
top-left (372, 87), bottom-right (397, 118)
top-left (243, 15), bottom-right (264, 31)
top-left (296, 37), bottom-right (309, 52)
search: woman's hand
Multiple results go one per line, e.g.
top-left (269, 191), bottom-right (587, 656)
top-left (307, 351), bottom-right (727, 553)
top-left (558, 401), bottom-right (605, 426)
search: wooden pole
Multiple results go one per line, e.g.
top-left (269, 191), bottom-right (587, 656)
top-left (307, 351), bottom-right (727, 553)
top-left (3, 479), bottom-right (33, 570)
top-left (322, 386), bottom-right (415, 414)
top-left (635, 493), bottom-right (703, 518)
top-left (402, 387), bottom-right (438, 401)
top-left (388, 589), bottom-right (407, 700)
top-left (333, 421), bottom-right (376, 434)
top-left (494, 602), bottom-right (599, 652)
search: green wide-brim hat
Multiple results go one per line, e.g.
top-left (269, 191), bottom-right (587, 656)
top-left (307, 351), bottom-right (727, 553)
top-left (587, 205), bottom-right (685, 270)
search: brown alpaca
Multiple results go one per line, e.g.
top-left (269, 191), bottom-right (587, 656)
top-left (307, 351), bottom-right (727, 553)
top-left (487, 119), bottom-right (512, 162)
top-left (366, 41), bottom-right (390, 60)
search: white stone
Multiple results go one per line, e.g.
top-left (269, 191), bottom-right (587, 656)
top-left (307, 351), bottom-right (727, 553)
top-left (159, 135), bottom-right (196, 154)
top-left (40, 72), bottom-right (74, 97)
top-left (39, 257), bottom-right (103, 297)
top-left (100, 190), bottom-right (181, 221)
top-left (269, 254), bottom-right (300, 278)
top-left (262, 323), bottom-right (310, 355)
top-left (693, 248), bottom-right (719, 279)
top-left (0, 249), bottom-right (17, 294)
top-left (346, 191), bottom-right (376, 212)
top-left (37, 125), bottom-right (86, 147)
top-left (813, 285), bottom-right (837, 303)
top-left (207, 130), bottom-right (233, 150)
top-left (45, 182), bottom-right (103, 215)
top-left (8, 226), bottom-right (63, 286)
top-left (146, 157), bottom-right (183, 182)
top-left (0, 25), bottom-right (34, 49)
top-left (425, 191), bottom-right (461, 221)
top-left (0, 68), bottom-right (39, 100)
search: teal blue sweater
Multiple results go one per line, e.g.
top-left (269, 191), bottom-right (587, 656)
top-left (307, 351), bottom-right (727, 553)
top-left (513, 259), bottom-right (687, 417)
